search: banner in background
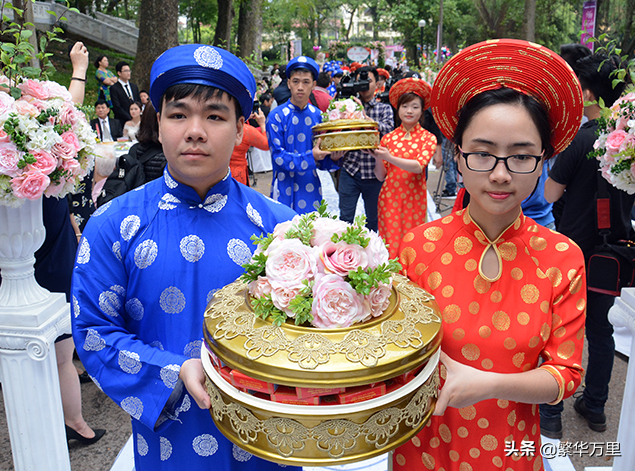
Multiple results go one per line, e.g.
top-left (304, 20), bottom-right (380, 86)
top-left (581, 0), bottom-right (597, 51)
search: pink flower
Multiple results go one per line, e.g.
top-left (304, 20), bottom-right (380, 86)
top-left (27, 150), bottom-right (57, 175)
top-left (364, 282), bottom-right (392, 319)
top-left (11, 171), bottom-right (50, 200)
top-left (0, 76), bottom-right (10, 86)
top-left (272, 214), bottom-right (302, 241)
top-left (58, 103), bottom-right (80, 127)
top-left (248, 276), bottom-right (272, 298)
top-left (311, 217), bottom-right (349, 246)
top-left (311, 274), bottom-right (365, 328)
top-left (320, 241), bottom-right (368, 277)
top-left (270, 281), bottom-right (301, 316)
top-left (61, 131), bottom-right (82, 152)
top-left (0, 142), bottom-right (22, 177)
top-left (21, 95), bottom-right (48, 112)
top-left (366, 231), bottom-right (390, 269)
top-left (44, 178), bottom-right (66, 198)
top-left (51, 140), bottom-right (77, 160)
top-left (0, 129), bottom-right (10, 143)
top-left (619, 134), bottom-right (635, 153)
top-left (0, 91), bottom-right (15, 115)
top-left (40, 81), bottom-right (72, 101)
top-left (61, 157), bottom-right (82, 176)
top-left (606, 130), bottom-right (628, 156)
top-left (345, 100), bottom-right (357, 113)
top-left (19, 79), bottom-right (49, 100)
top-left (13, 99), bottom-right (39, 117)
top-left (265, 239), bottom-right (319, 289)
top-left (328, 109), bottom-right (340, 121)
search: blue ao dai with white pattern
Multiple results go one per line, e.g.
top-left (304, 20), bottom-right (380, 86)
top-left (71, 169), bottom-right (297, 471)
top-left (267, 101), bottom-right (339, 214)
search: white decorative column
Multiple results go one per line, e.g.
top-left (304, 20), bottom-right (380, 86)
top-left (608, 288), bottom-right (635, 471)
top-left (0, 198), bottom-right (71, 471)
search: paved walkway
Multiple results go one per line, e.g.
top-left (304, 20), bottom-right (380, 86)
top-left (0, 167), bottom-right (628, 470)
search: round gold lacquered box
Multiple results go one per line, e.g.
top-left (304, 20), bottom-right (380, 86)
top-left (312, 119), bottom-right (380, 152)
top-left (202, 274), bottom-right (443, 465)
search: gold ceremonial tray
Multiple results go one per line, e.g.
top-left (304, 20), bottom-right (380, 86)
top-left (201, 275), bottom-right (442, 464)
top-left (312, 119), bottom-right (380, 152)
top-left (203, 274), bottom-right (442, 388)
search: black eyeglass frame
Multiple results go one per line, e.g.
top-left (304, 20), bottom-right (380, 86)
top-left (458, 147), bottom-right (544, 174)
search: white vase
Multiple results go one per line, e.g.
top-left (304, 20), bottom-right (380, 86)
top-left (0, 198), bottom-right (50, 308)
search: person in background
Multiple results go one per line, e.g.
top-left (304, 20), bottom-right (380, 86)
top-left (110, 61), bottom-right (141, 123)
top-left (369, 77), bottom-right (437, 258)
top-left (230, 108), bottom-right (268, 186)
top-left (259, 92), bottom-right (273, 117)
top-left (394, 39), bottom-right (586, 471)
top-left (91, 144), bottom-right (117, 206)
top-left (376, 68), bottom-right (390, 96)
top-left (328, 69), bottom-right (343, 97)
top-left (94, 55), bottom-right (117, 107)
top-left (72, 43), bottom-right (298, 471)
top-left (267, 56), bottom-right (342, 214)
top-left (139, 89), bottom-right (150, 112)
top-left (312, 71), bottom-right (333, 112)
top-left (542, 53), bottom-right (632, 439)
top-left (123, 101), bottom-right (142, 143)
top-left (338, 66), bottom-right (394, 231)
top-left (90, 100), bottom-right (123, 142)
top-left (272, 66), bottom-right (290, 105)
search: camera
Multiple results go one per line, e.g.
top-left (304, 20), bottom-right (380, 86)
top-left (376, 77), bottom-right (395, 105)
top-left (252, 102), bottom-right (260, 114)
top-left (337, 70), bottom-right (370, 99)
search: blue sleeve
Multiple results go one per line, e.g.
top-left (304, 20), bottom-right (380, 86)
top-left (71, 208), bottom-right (188, 432)
top-left (316, 155), bottom-right (341, 172)
top-left (266, 111), bottom-right (317, 172)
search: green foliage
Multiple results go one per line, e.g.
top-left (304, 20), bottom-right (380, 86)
top-left (285, 212), bottom-right (319, 245)
top-left (3, 114), bottom-right (27, 151)
top-left (331, 214), bottom-right (370, 248)
top-left (250, 232), bottom-right (275, 252)
top-left (347, 259), bottom-right (402, 296)
top-left (240, 252), bottom-right (268, 283)
top-left (288, 280), bottom-right (314, 325)
top-left (251, 294), bottom-right (286, 326)
top-left (316, 200), bottom-right (336, 219)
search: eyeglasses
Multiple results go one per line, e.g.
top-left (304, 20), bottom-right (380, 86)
top-left (459, 147), bottom-right (543, 174)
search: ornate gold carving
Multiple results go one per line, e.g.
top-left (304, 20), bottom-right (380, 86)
top-left (205, 368), bottom-right (439, 460)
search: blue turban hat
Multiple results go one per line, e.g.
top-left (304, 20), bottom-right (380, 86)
top-left (286, 56), bottom-right (319, 80)
top-left (150, 44), bottom-right (256, 120)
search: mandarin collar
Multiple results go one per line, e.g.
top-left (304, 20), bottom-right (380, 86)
top-left (399, 123), bottom-right (423, 140)
top-left (287, 101), bottom-right (312, 112)
top-left (160, 167), bottom-right (232, 210)
top-left (463, 206), bottom-right (526, 246)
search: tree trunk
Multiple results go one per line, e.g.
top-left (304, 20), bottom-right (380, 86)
top-left (345, 7), bottom-right (357, 41)
top-left (133, 0), bottom-right (179, 93)
top-left (214, 0), bottom-right (235, 50)
top-left (237, 0), bottom-right (263, 62)
top-left (523, 0), bottom-right (536, 42)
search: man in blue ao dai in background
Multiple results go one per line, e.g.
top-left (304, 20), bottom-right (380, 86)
top-left (266, 56), bottom-right (342, 214)
top-left (71, 44), bottom-right (298, 470)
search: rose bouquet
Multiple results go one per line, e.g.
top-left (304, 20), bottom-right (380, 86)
top-left (0, 77), bottom-right (97, 206)
top-left (322, 98), bottom-right (366, 122)
top-left (241, 203), bottom-right (401, 329)
top-left (591, 91), bottom-right (635, 194)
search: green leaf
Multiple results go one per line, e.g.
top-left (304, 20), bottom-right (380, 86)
top-left (240, 253), bottom-right (268, 283)
top-left (45, 10), bottom-right (58, 18)
top-left (9, 87), bottom-right (21, 100)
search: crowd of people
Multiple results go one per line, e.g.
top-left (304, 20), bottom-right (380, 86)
top-left (12, 36), bottom-right (631, 471)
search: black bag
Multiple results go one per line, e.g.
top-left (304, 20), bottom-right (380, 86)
top-left (96, 143), bottom-right (165, 207)
top-left (586, 172), bottom-right (635, 296)
top-left (587, 241), bottom-right (635, 296)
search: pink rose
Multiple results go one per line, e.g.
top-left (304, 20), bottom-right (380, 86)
top-left (11, 171), bottom-right (50, 200)
top-left (311, 217), bottom-right (349, 246)
top-left (58, 103), bottom-right (80, 126)
top-left (320, 241), bottom-right (368, 277)
top-left (13, 99), bottom-right (39, 117)
top-left (619, 134), bottom-right (635, 153)
top-left (0, 142), bottom-right (22, 177)
top-left (61, 157), bottom-right (82, 176)
top-left (21, 95), bottom-right (48, 112)
top-left (248, 276), bottom-right (273, 298)
top-left (345, 100), bottom-right (357, 113)
top-left (61, 131), bottom-right (81, 152)
top-left (0, 91), bottom-right (15, 115)
top-left (270, 281), bottom-right (301, 316)
top-left (0, 76), bottom-right (10, 86)
top-left (265, 238), bottom-right (319, 289)
top-left (272, 214), bottom-right (302, 241)
top-left (44, 178), bottom-right (66, 198)
top-left (40, 81), bottom-right (72, 101)
top-left (311, 274), bottom-right (365, 328)
top-left (27, 150), bottom-right (57, 175)
top-left (51, 140), bottom-right (77, 160)
top-left (366, 231), bottom-right (390, 269)
top-left (328, 109), bottom-right (340, 121)
top-left (19, 79), bottom-right (49, 100)
top-left (0, 129), bottom-right (10, 143)
top-left (364, 282), bottom-right (392, 319)
top-left (606, 130), bottom-right (628, 156)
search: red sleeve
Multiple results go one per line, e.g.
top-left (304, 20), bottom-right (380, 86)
top-left (242, 124), bottom-right (269, 151)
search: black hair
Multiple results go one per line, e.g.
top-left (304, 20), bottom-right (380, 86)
top-left (129, 101), bottom-right (143, 112)
top-left (278, 67), bottom-right (287, 81)
top-left (95, 99), bottom-right (109, 108)
top-left (158, 83), bottom-right (242, 121)
top-left (136, 101), bottom-right (160, 144)
top-left (355, 66), bottom-right (378, 82)
top-left (559, 44), bottom-right (592, 69)
top-left (140, 89), bottom-right (149, 95)
top-left (288, 66), bottom-right (315, 80)
top-left (259, 93), bottom-right (272, 104)
top-left (116, 61), bottom-right (130, 74)
top-left (573, 54), bottom-right (627, 108)
top-left (316, 72), bottom-right (331, 88)
top-left (453, 87), bottom-right (554, 160)
top-left (93, 55), bottom-right (107, 68)
top-left (394, 93), bottom-right (426, 128)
